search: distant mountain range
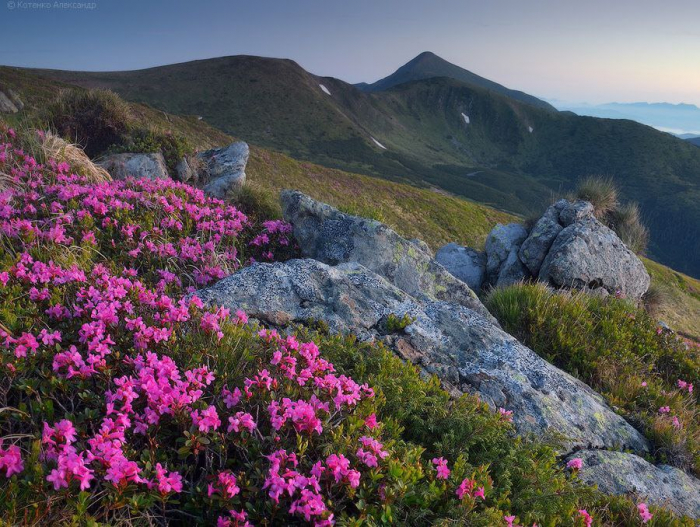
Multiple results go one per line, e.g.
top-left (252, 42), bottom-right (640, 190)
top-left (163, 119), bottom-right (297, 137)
top-left (552, 101), bottom-right (700, 136)
top-left (8, 53), bottom-right (700, 278)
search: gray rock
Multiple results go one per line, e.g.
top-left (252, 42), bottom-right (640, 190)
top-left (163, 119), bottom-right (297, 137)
top-left (0, 91), bottom-right (18, 113)
top-left (519, 205), bottom-right (563, 275)
top-left (97, 153), bottom-right (169, 180)
top-left (435, 243), bottom-right (486, 292)
top-left (495, 250), bottom-right (530, 287)
top-left (559, 199), bottom-right (595, 227)
top-left (485, 223), bottom-right (528, 284)
top-left (566, 450), bottom-right (700, 519)
top-left (539, 217), bottom-right (650, 299)
top-left (281, 190), bottom-right (493, 321)
top-left (197, 258), bottom-right (649, 453)
top-left (174, 157), bottom-right (195, 183)
top-left (409, 238), bottom-right (431, 256)
top-left (198, 142), bottom-right (249, 198)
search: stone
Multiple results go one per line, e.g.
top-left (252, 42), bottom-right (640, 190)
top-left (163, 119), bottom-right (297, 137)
top-left (558, 199), bottom-right (595, 227)
top-left (538, 217), bottom-right (650, 299)
top-left (281, 190), bottom-right (493, 321)
top-left (198, 142), bottom-right (249, 198)
top-left (174, 157), bottom-right (195, 183)
top-left (495, 250), bottom-right (530, 287)
top-left (435, 243), bottom-right (486, 292)
top-left (566, 450), bottom-right (700, 519)
top-left (196, 258), bottom-right (650, 454)
top-left (0, 90), bottom-right (18, 113)
top-left (409, 238), bottom-right (431, 255)
top-left (519, 205), bottom-right (563, 275)
top-left (485, 223), bottom-right (528, 284)
top-left (97, 153), bottom-right (169, 180)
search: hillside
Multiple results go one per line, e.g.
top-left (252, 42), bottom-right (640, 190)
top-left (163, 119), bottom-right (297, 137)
top-left (357, 51), bottom-right (556, 111)
top-left (1, 67), bottom-right (698, 341)
top-left (688, 137), bottom-right (700, 147)
top-left (18, 54), bottom-right (700, 279)
top-left (3, 121), bottom-right (699, 525)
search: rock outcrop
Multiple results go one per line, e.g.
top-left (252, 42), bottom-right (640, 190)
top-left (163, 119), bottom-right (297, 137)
top-left (198, 142), bottom-right (248, 198)
top-left (196, 258), bottom-right (650, 454)
top-left (566, 450), bottom-right (700, 519)
top-left (538, 217), bottom-right (650, 299)
top-left (435, 243), bottom-right (486, 292)
top-left (0, 89), bottom-right (23, 114)
top-left (441, 198), bottom-right (650, 300)
top-left (485, 223), bottom-right (529, 286)
top-left (98, 153), bottom-right (169, 180)
top-left (281, 190), bottom-right (492, 321)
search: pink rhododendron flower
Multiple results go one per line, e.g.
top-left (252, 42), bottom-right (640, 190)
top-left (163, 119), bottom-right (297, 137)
top-left (498, 407), bottom-right (513, 422)
top-left (577, 509), bottom-right (593, 527)
top-left (432, 457), bottom-right (450, 480)
top-left (637, 502), bottom-right (653, 523)
top-left (567, 458), bottom-right (583, 470)
top-left (0, 442), bottom-right (23, 477)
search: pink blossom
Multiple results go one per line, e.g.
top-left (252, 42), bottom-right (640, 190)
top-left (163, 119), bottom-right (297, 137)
top-left (567, 458), bottom-right (583, 470)
top-left (637, 502), bottom-right (653, 523)
top-left (432, 457), bottom-right (451, 480)
top-left (0, 442), bottom-right (23, 477)
top-left (577, 509), bottom-right (593, 527)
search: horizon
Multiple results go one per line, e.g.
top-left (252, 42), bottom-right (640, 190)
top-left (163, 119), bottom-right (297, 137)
top-left (1, 0), bottom-right (699, 107)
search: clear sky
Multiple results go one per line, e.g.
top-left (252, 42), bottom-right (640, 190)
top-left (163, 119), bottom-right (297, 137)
top-left (1, 0), bottom-right (699, 106)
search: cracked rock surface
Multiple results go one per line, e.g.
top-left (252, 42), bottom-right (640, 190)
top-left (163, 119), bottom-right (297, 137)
top-left (196, 258), bottom-right (649, 454)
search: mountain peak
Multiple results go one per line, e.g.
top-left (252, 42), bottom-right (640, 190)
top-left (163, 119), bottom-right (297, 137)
top-left (358, 52), bottom-right (555, 111)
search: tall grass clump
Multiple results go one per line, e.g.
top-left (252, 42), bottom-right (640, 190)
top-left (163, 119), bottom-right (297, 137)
top-left (486, 283), bottom-right (700, 475)
top-left (571, 176), bottom-right (649, 254)
top-left (44, 88), bottom-right (132, 157)
top-left (608, 201), bottom-right (650, 254)
top-left (574, 176), bottom-right (618, 218)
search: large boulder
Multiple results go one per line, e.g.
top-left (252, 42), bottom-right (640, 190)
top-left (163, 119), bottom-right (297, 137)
top-left (485, 223), bottom-right (529, 287)
top-left (519, 205), bottom-right (563, 275)
top-left (196, 258), bottom-right (649, 453)
top-left (566, 450), bottom-right (700, 519)
top-left (198, 142), bottom-right (249, 198)
top-left (435, 243), bottom-right (486, 292)
top-left (281, 190), bottom-right (492, 321)
top-left (538, 217), bottom-right (650, 299)
top-left (98, 153), bottom-right (169, 180)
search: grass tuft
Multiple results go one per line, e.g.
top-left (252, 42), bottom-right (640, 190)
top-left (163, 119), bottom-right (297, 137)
top-left (574, 176), bottom-right (618, 218)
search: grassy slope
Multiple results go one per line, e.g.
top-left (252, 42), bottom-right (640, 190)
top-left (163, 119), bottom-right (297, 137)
top-left (23, 57), bottom-right (700, 278)
top-left (246, 146), bottom-right (516, 250)
top-left (1, 66), bottom-right (697, 339)
top-left (643, 258), bottom-right (700, 341)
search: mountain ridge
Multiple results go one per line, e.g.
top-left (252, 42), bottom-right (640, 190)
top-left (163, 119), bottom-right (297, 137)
top-left (357, 51), bottom-right (556, 111)
top-left (4, 55), bottom-right (700, 278)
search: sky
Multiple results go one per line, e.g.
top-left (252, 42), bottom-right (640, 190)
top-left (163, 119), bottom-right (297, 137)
top-left (1, 0), bottom-right (699, 106)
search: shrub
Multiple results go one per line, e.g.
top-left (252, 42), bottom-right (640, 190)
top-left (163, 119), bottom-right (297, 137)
top-left (574, 176), bottom-right (618, 218)
top-left (486, 283), bottom-right (700, 475)
top-left (44, 89), bottom-right (131, 157)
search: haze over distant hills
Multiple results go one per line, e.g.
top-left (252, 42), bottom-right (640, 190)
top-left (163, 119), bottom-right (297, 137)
top-left (552, 101), bottom-right (700, 136)
top-left (9, 52), bottom-right (700, 278)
